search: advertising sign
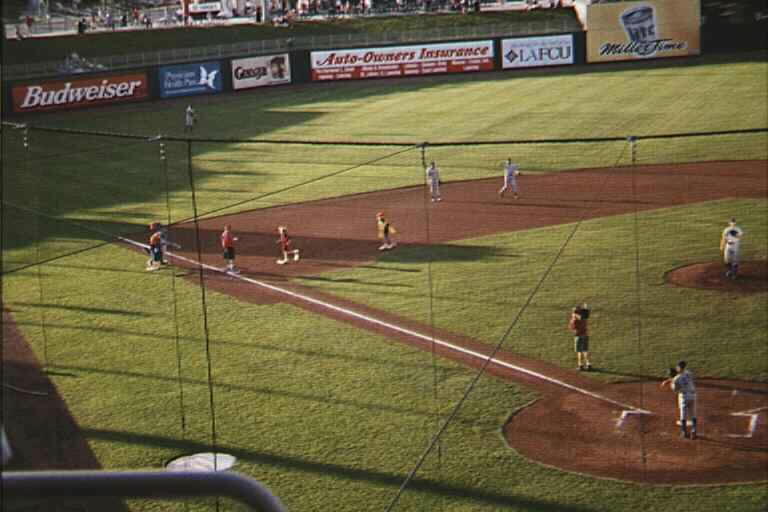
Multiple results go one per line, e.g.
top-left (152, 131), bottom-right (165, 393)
top-left (189, 2), bottom-right (222, 13)
top-left (231, 54), bottom-right (291, 90)
top-left (310, 40), bottom-right (494, 81)
top-left (502, 35), bottom-right (574, 69)
top-left (12, 72), bottom-right (149, 113)
top-left (158, 61), bottom-right (223, 98)
top-left (587, 0), bottom-right (700, 63)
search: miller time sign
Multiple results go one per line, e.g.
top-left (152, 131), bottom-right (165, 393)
top-left (586, 0), bottom-right (700, 63)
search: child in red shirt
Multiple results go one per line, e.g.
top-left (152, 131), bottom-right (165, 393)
top-left (221, 225), bottom-right (239, 273)
top-left (276, 226), bottom-right (300, 265)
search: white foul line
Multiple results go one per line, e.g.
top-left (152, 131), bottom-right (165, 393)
top-left (122, 236), bottom-right (650, 414)
top-left (729, 406), bottom-right (767, 438)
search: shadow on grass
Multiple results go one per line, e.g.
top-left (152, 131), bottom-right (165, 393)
top-left (9, 301), bottom-right (153, 317)
top-left (82, 427), bottom-right (597, 511)
top-left (589, 368), bottom-right (663, 382)
top-left (12, 319), bottom-right (437, 371)
top-left (47, 362), bottom-right (474, 425)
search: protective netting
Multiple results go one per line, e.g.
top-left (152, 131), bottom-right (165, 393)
top-left (2, 124), bottom-right (766, 511)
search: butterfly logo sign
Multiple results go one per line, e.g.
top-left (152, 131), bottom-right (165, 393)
top-left (198, 66), bottom-right (219, 89)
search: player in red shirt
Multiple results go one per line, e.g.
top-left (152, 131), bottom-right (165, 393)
top-left (568, 304), bottom-right (592, 371)
top-left (276, 226), bottom-right (300, 265)
top-left (221, 224), bottom-right (239, 273)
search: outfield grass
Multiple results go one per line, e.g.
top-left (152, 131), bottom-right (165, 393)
top-left (3, 9), bottom-right (579, 65)
top-left (2, 54), bottom-right (768, 511)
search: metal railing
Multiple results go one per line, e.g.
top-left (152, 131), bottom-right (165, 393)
top-left (2, 17), bottom-right (580, 80)
top-left (2, 470), bottom-right (288, 511)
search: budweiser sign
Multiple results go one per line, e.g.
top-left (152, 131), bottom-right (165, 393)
top-left (12, 73), bottom-right (150, 113)
top-left (311, 41), bottom-right (494, 81)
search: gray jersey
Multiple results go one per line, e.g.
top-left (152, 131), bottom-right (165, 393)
top-left (504, 163), bottom-right (519, 183)
top-left (672, 370), bottom-right (696, 400)
top-left (426, 165), bottom-right (440, 183)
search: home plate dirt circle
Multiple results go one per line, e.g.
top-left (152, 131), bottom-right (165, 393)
top-left (665, 261), bottom-right (768, 294)
top-left (503, 379), bottom-right (768, 485)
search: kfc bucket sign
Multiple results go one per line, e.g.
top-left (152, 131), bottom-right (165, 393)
top-left (12, 73), bottom-right (149, 113)
top-left (311, 41), bottom-right (494, 81)
top-left (231, 54), bottom-right (291, 90)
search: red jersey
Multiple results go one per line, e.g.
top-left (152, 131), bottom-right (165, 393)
top-left (569, 314), bottom-right (588, 336)
top-left (221, 230), bottom-right (236, 249)
top-left (278, 231), bottom-right (292, 251)
top-left (149, 231), bottom-right (162, 247)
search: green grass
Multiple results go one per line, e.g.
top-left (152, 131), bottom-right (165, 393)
top-left (295, 198), bottom-right (768, 382)
top-left (2, 54), bottom-right (768, 511)
top-left (4, 245), bottom-right (768, 511)
top-left (3, 10), bottom-right (579, 65)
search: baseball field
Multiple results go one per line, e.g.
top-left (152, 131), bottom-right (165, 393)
top-left (2, 51), bottom-right (768, 511)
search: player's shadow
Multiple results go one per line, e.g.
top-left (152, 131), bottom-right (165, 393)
top-left (377, 243), bottom-right (507, 264)
top-left (589, 368), bottom-right (663, 383)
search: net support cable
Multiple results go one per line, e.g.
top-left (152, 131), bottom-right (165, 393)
top-left (6, 122), bottom-right (764, 145)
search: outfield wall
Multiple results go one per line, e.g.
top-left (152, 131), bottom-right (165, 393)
top-left (3, 31), bottom-right (589, 115)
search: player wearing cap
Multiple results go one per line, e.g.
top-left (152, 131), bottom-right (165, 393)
top-left (157, 223), bottom-right (181, 265)
top-left (146, 223), bottom-right (163, 271)
top-left (276, 226), bottom-right (300, 265)
top-left (661, 361), bottom-right (698, 440)
top-left (221, 224), bottom-right (239, 273)
top-left (720, 218), bottom-right (744, 279)
top-left (185, 105), bottom-right (197, 132)
top-left (498, 158), bottom-right (521, 199)
top-left (425, 161), bottom-right (442, 202)
top-left (568, 303), bottom-right (592, 371)
top-left (376, 212), bottom-right (397, 251)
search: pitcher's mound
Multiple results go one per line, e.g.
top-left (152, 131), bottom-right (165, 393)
top-left (666, 261), bottom-right (768, 294)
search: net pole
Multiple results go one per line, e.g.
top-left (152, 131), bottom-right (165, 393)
top-left (161, 141), bottom-right (188, 437)
top-left (27, 127), bottom-right (50, 370)
top-left (185, 139), bottom-right (220, 512)
top-left (420, 143), bottom-right (443, 509)
top-left (628, 135), bottom-right (649, 478)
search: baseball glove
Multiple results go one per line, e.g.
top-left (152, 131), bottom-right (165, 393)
top-left (667, 367), bottom-right (677, 378)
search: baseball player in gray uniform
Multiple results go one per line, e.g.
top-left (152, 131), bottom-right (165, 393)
top-left (720, 218), bottom-right (744, 279)
top-left (184, 105), bottom-right (197, 132)
top-left (661, 361), bottom-right (698, 439)
top-left (425, 161), bottom-right (441, 202)
top-left (498, 158), bottom-right (521, 199)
